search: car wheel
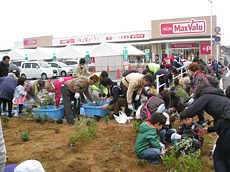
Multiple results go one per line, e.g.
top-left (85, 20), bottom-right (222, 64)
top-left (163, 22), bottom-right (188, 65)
top-left (61, 71), bottom-right (67, 77)
top-left (41, 73), bottom-right (47, 80)
top-left (21, 74), bottom-right (26, 79)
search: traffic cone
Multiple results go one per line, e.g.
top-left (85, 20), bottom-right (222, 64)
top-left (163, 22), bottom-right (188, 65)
top-left (136, 66), bottom-right (138, 72)
top-left (143, 65), bottom-right (145, 71)
top-left (93, 66), bottom-right (95, 72)
top-left (128, 64), bottom-right (131, 70)
top-left (116, 69), bottom-right (121, 78)
top-left (123, 65), bottom-right (125, 71)
top-left (107, 66), bottom-right (110, 72)
top-left (49, 78), bottom-right (51, 84)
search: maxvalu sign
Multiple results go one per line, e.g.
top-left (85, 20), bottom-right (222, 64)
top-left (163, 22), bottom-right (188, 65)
top-left (160, 19), bottom-right (206, 35)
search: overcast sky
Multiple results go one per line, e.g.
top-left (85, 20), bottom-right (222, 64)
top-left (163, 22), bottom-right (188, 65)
top-left (0, 0), bottom-right (229, 49)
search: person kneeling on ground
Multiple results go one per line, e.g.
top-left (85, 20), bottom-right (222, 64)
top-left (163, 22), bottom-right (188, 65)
top-left (61, 75), bottom-right (99, 125)
top-left (171, 111), bottom-right (204, 152)
top-left (100, 78), bottom-right (126, 120)
top-left (135, 112), bottom-right (166, 164)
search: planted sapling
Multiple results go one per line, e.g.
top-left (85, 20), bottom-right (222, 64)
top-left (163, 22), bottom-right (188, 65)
top-left (105, 141), bottom-right (123, 163)
top-left (19, 128), bottom-right (30, 141)
top-left (2, 115), bottom-right (10, 124)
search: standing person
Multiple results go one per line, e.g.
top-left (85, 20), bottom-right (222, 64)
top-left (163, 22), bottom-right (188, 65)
top-left (135, 112), bottom-right (166, 164)
top-left (0, 56), bottom-right (10, 77)
top-left (61, 75), bottom-right (99, 125)
top-left (172, 54), bottom-right (183, 68)
top-left (101, 78), bottom-right (126, 119)
top-left (45, 76), bottom-right (74, 109)
top-left (14, 77), bottom-right (27, 116)
top-left (120, 73), bottom-right (153, 117)
top-left (25, 79), bottom-right (46, 110)
top-left (89, 70), bottom-right (108, 95)
top-left (0, 73), bottom-right (17, 117)
top-left (155, 54), bottom-right (160, 64)
top-left (224, 57), bottom-right (229, 70)
top-left (182, 83), bottom-right (230, 172)
top-left (188, 53), bottom-right (195, 62)
top-left (72, 58), bottom-right (91, 78)
top-left (170, 53), bottom-right (175, 66)
top-left (210, 56), bottom-right (219, 78)
top-left (163, 54), bottom-right (171, 69)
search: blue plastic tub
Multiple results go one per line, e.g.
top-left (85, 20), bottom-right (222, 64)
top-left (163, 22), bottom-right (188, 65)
top-left (82, 101), bottom-right (110, 117)
top-left (35, 105), bottom-right (64, 119)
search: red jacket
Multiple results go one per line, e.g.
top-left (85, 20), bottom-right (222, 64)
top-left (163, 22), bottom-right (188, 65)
top-left (163, 56), bottom-right (171, 67)
top-left (170, 55), bottom-right (175, 63)
top-left (53, 76), bottom-right (74, 107)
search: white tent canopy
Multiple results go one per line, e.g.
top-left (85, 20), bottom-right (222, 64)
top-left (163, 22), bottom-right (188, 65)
top-left (8, 49), bottom-right (34, 61)
top-left (28, 47), bottom-right (64, 60)
top-left (90, 42), bottom-right (145, 71)
top-left (56, 45), bottom-right (98, 60)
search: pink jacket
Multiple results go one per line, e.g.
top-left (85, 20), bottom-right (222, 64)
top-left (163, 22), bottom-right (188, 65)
top-left (163, 56), bottom-right (171, 67)
top-left (53, 76), bottom-right (74, 107)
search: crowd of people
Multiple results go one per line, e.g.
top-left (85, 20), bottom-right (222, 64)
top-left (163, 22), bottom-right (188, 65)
top-left (0, 53), bottom-right (230, 171)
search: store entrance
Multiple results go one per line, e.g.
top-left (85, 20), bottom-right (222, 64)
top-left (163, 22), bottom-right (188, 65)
top-left (170, 49), bottom-right (197, 59)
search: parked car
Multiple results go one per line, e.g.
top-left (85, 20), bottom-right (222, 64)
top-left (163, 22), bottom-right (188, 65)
top-left (9, 62), bottom-right (20, 77)
top-left (20, 61), bottom-right (59, 79)
top-left (11, 60), bottom-right (26, 69)
top-left (48, 62), bottom-right (73, 76)
top-left (62, 60), bottom-right (79, 69)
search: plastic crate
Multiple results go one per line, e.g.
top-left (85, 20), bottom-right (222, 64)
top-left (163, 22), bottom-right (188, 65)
top-left (82, 101), bottom-right (110, 117)
top-left (36, 105), bottom-right (64, 119)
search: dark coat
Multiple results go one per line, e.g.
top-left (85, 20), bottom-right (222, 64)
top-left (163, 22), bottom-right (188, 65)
top-left (154, 69), bottom-right (171, 87)
top-left (106, 82), bottom-right (123, 106)
top-left (0, 61), bottom-right (9, 77)
top-left (184, 87), bottom-right (230, 140)
top-left (0, 76), bottom-right (17, 100)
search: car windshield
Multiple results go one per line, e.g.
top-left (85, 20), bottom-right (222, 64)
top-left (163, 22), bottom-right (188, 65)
top-left (58, 62), bottom-right (68, 67)
top-left (38, 62), bottom-right (50, 68)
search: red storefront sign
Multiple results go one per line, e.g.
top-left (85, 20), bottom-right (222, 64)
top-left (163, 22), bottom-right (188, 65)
top-left (160, 19), bottom-right (206, 35)
top-left (24, 39), bottom-right (37, 45)
top-left (200, 43), bottom-right (211, 54)
top-left (171, 43), bottom-right (195, 49)
top-left (60, 39), bottom-right (75, 44)
top-left (130, 34), bottom-right (145, 39)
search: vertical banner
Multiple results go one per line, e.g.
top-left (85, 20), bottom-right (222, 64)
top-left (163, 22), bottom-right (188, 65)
top-left (53, 53), bottom-right (56, 61)
top-left (25, 54), bottom-right (28, 60)
top-left (145, 49), bottom-right (150, 62)
top-left (85, 51), bottom-right (91, 64)
top-left (123, 47), bottom-right (128, 61)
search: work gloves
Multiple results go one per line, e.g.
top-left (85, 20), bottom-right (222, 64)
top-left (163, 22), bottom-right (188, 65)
top-left (74, 93), bottom-right (80, 99)
top-left (135, 95), bottom-right (140, 101)
top-left (171, 133), bottom-right (182, 140)
top-left (128, 104), bottom-right (133, 110)
top-left (48, 92), bottom-right (53, 98)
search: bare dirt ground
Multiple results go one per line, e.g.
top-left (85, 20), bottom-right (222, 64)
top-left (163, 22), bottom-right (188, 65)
top-left (2, 110), bottom-right (216, 172)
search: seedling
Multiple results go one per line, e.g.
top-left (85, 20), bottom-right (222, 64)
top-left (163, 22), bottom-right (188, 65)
top-left (135, 159), bottom-right (147, 166)
top-left (103, 116), bottom-right (110, 125)
top-left (105, 141), bottom-right (123, 163)
top-left (2, 115), bottom-right (10, 124)
top-left (54, 127), bottom-right (60, 133)
top-left (19, 128), bottom-right (30, 141)
top-left (132, 120), bottom-right (141, 134)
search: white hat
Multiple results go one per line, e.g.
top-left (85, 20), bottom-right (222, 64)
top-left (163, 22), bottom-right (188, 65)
top-left (162, 112), bottom-right (170, 125)
top-left (14, 160), bottom-right (45, 172)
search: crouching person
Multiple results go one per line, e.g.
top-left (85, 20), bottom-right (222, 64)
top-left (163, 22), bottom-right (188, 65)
top-left (135, 112), bottom-right (166, 164)
top-left (171, 111), bottom-right (204, 151)
top-left (61, 75), bottom-right (99, 125)
top-left (100, 78), bottom-right (126, 120)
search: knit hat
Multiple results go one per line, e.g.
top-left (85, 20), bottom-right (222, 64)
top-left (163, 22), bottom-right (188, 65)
top-left (14, 160), bottom-right (45, 172)
top-left (91, 74), bottom-right (99, 83)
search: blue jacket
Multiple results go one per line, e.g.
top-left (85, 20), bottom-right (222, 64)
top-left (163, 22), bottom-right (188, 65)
top-left (0, 76), bottom-right (17, 100)
top-left (172, 55), bottom-right (182, 68)
top-left (212, 60), bottom-right (219, 76)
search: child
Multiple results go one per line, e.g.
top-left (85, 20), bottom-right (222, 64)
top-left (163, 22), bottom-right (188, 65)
top-left (135, 112), bottom-right (166, 164)
top-left (159, 112), bottom-right (177, 145)
top-left (14, 77), bottom-right (27, 116)
top-left (171, 111), bottom-right (204, 150)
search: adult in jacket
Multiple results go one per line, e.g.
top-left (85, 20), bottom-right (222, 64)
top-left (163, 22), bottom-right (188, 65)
top-left (45, 76), bottom-right (74, 109)
top-left (172, 54), bottom-right (183, 68)
top-left (101, 78), bottom-right (125, 119)
top-left (183, 83), bottom-right (230, 172)
top-left (0, 56), bottom-right (10, 77)
top-left (72, 58), bottom-right (91, 78)
top-left (120, 73), bottom-right (153, 117)
top-left (61, 75), bottom-right (99, 125)
top-left (211, 56), bottom-right (219, 78)
top-left (0, 73), bottom-right (17, 117)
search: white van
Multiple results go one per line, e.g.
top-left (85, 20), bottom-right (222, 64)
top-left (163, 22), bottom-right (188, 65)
top-left (20, 61), bottom-right (59, 79)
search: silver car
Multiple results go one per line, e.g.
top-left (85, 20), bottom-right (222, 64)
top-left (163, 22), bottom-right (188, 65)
top-left (48, 62), bottom-right (73, 76)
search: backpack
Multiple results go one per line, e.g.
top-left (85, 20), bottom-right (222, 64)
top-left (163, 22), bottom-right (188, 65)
top-left (140, 96), bottom-right (155, 120)
top-left (122, 70), bottom-right (138, 77)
